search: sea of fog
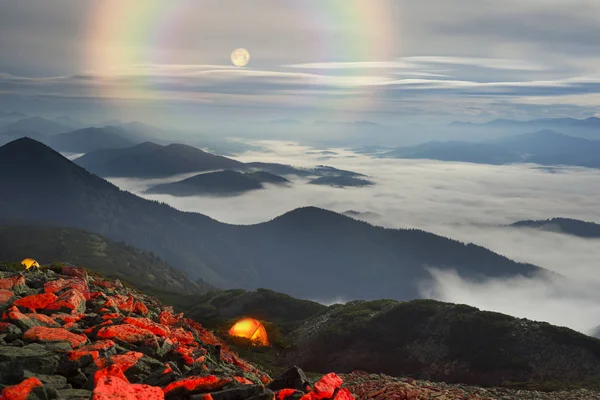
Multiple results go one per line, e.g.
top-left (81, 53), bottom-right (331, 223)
top-left (107, 141), bottom-right (600, 335)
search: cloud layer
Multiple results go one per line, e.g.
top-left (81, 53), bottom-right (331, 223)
top-left (105, 141), bottom-right (600, 334)
top-left (2, 0), bottom-right (600, 120)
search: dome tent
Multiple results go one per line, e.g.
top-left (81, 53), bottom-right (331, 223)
top-left (228, 317), bottom-right (269, 346)
top-left (21, 258), bottom-right (40, 270)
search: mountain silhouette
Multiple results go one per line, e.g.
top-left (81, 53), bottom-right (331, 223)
top-left (381, 130), bottom-right (600, 168)
top-left (511, 217), bottom-right (600, 238)
top-left (0, 138), bottom-right (544, 300)
top-left (48, 127), bottom-right (136, 153)
top-left (75, 141), bottom-right (245, 178)
top-left (146, 170), bottom-right (268, 196)
top-left (2, 116), bottom-right (71, 135)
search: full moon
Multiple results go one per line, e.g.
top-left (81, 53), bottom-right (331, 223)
top-left (231, 48), bottom-right (250, 67)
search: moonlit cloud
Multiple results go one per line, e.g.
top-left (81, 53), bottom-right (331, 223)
top-left (2, 0), bottom-right (600, 120)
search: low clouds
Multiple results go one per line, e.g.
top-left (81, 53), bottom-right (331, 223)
top-left (106, 141), bottom-right (600, 334)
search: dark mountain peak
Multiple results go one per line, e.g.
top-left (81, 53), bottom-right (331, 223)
top-left (164, 142), bottom-right (201, 151)
top-left (0, 138), bottom-right (98, 187)
top-left (134, 141), bottom-right (164, 150)
top-left (1, 136), bottom-right (58, 157)
top-left (270, 206), bottom-right (360, 227)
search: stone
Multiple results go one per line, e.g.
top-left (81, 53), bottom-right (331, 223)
top-left (0, 289), bottom-right (15, 305)
top-left (162, 376), bottom-right (232, 400)
top-left (61, 266), bottom-right (88, 280)
top-left (313, 373), bottom-right (343, 399)
top-left (1, 377), bottom-right (47, 400)
top-left (122, 317), bottom-right (170, 337)
top-left (0, 275), bottom-right (26, 290)
top-left (44, 278), bottom-right (89, 301)
top-left (23, 326), bottom-right (87, 348)
top-left (0, 322), bottom-right (23, 342)
top-left (124, 354), bottom-right (167, 384)
top-left (95, 324), bottom-right (157, 344)
top-left (44, 289), bottom-right (86, 314)
top-left (0, 344), bottom-right (61, 383)
top-left (92, 375), bottom-right (164, 400)
top-left (13, 293), bottom-right (58, 312)
top-left (23, 371), bottom-right (69, 390)
top-left (194, 385), bottom-right (266, 400)
top-left (269, 366), bottom-right (311, 392)
top-left (57, 388), bottom-right (94, 400)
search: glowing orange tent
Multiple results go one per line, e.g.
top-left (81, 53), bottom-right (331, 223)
top-left (21, 258), bottom-right (40, 270)
top-left (228, 318), bottom-right (269, 346)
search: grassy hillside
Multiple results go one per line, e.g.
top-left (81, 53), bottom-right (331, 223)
top-left (284, 299), bottom-right (600, 389)
top-left (0, 223), bottom-right (211, 294)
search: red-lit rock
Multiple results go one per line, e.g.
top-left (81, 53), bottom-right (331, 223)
top-left (0, 289), bottom-right (14, 304)
top-left (0, 275), bottom-right (25, 290)
top-left (163, 376), bottom-right (231, 396)
top-left (234, 376), bottom-right (254, 385)
top-left (96, 324), bottom-right (156, 343)
top-left (92, 279), bottom-right (114, 289)
top-left (69, 339), bottom-right (116, 361)
top-left (161, 364), bottom-right (173, 375)
top-left (96, 351), bottom-right (144, 371)
top-left (1, 377), bottom-right (43, 400)
top-left (172, 345), bottom-right (196, 366)
top-left (13, 292), bottom-right (58, 312)
top-left (24, 312), bottom-right (59, 327)
top-left (333, 388), bottom-right (354, 400)
top-left (93, 375), bottom-right (164, 400)
top-left (45, 288), bottom-right (86, 314)
top-left (94, 365), bottom-right (129, 386)
top-left (44, 277), bottom-right (90, 300)
top-left (167, 328), bottom-right (195, 345)
top-left (133, 301), bottom-right (149, 316)
top-left (0, 322), bottom-right (14, 332)
top-left (3, 307), bottom-right (43, 330)
top-left (313, 374), bottom-right (343, 400)
top-left (101, 313), bottom-right (121, 321)
top-left (61, 265), bottom-right (88, 279)
top-left (52, 313), bottom-right (84, 325)
top-left (277, 388), bottom-right (299, 399)
top-left (122, 316), bottom-right (170, 337)
top-left (159, 310), bottom-right (181, 326)
top-left (69, 349), bottom-right (100, 362)
top-left (24, 325), bottom-right (87, 348)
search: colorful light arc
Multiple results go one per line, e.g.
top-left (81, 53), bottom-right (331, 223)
top-left (84, 0), bottom-right (398, 113)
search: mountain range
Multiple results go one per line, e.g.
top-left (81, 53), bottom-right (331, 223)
top-left (380, 130), bottom-right (600, 168)
top-left (451, 116), bottom-right (600, 131)
top-left (0, 138), bottom-right (543, 301)
top-left (75, 141), bottom-right (245, 178)
top-left (1, 116), bottom-right (72, 136)
top-left (511, 217), bottom-right (600, 238)
top-left (146, 170), bottom-right (290, 196)
top-left (48, 127), bottom-right (137, 153)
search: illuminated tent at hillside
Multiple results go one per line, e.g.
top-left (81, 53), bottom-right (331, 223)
top-left (228, 318), bottom-right (269, 346)
top-left (21, 258), bottom-right (40, 270)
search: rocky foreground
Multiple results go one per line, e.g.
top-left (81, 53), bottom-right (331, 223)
top-left (1, 264), bottom-right (600, 400)
top-left (0, 265), bottom-right (351, 399)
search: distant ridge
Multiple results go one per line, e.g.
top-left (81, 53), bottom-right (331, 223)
top-left (511, 217), bottom-right (600, 238)
top-left (49, 126), bottom-right (136, 153)
top-left (0, 138), bottom-right (545, 301)
top-left (76, 141), bottom-right (245, 178)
